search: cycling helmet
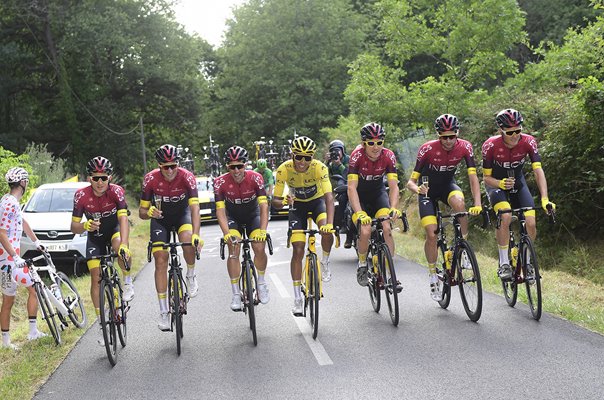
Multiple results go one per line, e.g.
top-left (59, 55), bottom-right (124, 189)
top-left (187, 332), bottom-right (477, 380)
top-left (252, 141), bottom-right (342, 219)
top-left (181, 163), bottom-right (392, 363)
top-left (290, 136), bottom-right (317, 156)
top-left (434, 114), bottom-right (460, 133)
top-left (155, 144), bottom-right (180, 164)
top-left (329, 139), bottom-right (346, 154)
top-left (257, 158), bottom-right (267, 168)
top-left (5, 167), bottom-right (29, 183)
top-left (496, 109), bottom-right (524, 129)
top-left (224, 146), bottom-right (249, 164)
top-left (86, 156), bottom-right (113, 175)
top-left (360, 123), bottom-right (385, 141)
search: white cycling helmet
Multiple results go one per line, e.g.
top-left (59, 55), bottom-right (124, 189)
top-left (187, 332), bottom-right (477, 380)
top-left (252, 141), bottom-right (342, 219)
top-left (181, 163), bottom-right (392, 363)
top-left (5, 167), bottom-right (29, 183)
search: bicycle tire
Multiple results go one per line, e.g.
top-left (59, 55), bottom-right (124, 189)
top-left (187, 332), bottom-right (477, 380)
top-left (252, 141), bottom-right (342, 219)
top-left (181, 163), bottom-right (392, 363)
top-left (367, 248), bottom-right (381, 313)
top-left (521, 237), bottom-right (542, 320)
top-left (35, 283), bottom-right (61, 345)
top-left (56, 271), bottom-right (87, 328)
top-left (113, 278), bottom-right (127, 347)
top-left (437, 247), bottom-right (452, 310)
top-left (308, 253), bottom-right (320, 339)
top-left (99, 279), bottom-right (117, 366)
top-left (169, 270), bottom-right (183, 355)
top-left (379, 244), bottom-right (399, 326)
top-left (243, 261), bottom-right (257, 346)
top-left (456, 240), bottom-right (483, 322)
top-left (502, 243), bottom-right (519, 307)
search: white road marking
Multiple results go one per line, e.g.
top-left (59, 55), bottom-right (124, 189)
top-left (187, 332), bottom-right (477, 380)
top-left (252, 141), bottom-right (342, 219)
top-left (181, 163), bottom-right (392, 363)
top-left (269, 273), bottom-right (290, 298)
top-left (268, 260), bottom-right (289, 267)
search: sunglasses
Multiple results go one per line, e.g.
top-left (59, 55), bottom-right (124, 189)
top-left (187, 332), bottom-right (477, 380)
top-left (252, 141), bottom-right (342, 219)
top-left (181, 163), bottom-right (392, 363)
top-left (503, 128), bottom-right (522, 136)
top-left (228, 164), bottom-right (245, 170)
top-left (91, 176), bottom-right (109, 182)
top-left (364, 140), bottom-right (384, 147)
top-left (161, 164), bottom-right (178, 171)
top-left (439, 135), bottom-right (457, 141)
top-left (293, 155), bottom-right (312, 162)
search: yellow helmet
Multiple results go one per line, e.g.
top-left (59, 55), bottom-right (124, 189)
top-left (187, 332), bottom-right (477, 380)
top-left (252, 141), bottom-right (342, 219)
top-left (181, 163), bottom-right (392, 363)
top-left (290, 136), bottom-right (317, 156)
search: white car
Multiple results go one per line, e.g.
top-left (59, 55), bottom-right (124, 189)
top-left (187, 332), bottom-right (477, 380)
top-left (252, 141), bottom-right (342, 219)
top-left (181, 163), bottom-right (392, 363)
top-left (196, 176), bottom-right (217, 222)
top-left (21, 182), bottom-right (89, 275)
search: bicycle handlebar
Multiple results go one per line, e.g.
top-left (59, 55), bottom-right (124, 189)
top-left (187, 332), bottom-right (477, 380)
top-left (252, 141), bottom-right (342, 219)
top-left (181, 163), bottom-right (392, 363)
top-left (219, 234), bottom-right (274, 260)
top-left (146, 241), bottom-right (199, 263)
top-left (495, 206), bottom-right (556, 229)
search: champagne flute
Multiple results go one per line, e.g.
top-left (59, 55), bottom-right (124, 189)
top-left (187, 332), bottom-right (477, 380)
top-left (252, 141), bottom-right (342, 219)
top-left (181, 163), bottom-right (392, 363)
top-left (507, 169), bottom-right (517, 193)
top-left (93, 213), bottom-right (102, 237)
top-left (420, 176), bottom-right (429, 196)
top-left (154, 196), bottom-right (164, 219)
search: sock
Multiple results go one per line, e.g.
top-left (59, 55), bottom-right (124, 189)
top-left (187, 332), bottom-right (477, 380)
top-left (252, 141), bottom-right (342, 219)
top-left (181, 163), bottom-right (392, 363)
top-left (231, 278), bottom-right (239, 295)
top-left (28, 316), bottom-right (38, 335)
top-left (322, 251), bottom-right (330, 263)
top-left (257, 269), bottom-right (266, 284)
top-left (95, 308), bottom-right (100, 318)
top-left (359, 253), bottom-right (367, 265)
top-left (158, 292), bottom-right (168, 314)
top-left (186, 264), bottom-right (195, 277)
top-left (2, 330), bottom-right (10, 345)
top-left (293, 281), bottom-right (302, 300)
top-left (498, 245), bottom-right (509, 265)
top-left (428, 263), bottom-right (436, 275)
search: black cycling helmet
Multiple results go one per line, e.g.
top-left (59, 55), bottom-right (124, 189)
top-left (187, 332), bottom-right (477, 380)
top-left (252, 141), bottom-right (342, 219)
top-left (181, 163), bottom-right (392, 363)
top-left (329, 139), bottom-right (346, 154)
top-left (155, 144), bottom-right (180, 164)
top-left (434, 114), bottom-right (460, 133)
top-left (360, 123), bottom-right (385, 141)
top-left (86, 156), bottom-right (113, 175)
top-left (224, 146), bottom-right (249, 164)
top-left (496, 109), bottom-right (524, 129)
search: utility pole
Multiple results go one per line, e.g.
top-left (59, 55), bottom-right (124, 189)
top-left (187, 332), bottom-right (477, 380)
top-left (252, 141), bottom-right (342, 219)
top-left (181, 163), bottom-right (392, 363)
top-left (140, 116), bottom-right (148, 173)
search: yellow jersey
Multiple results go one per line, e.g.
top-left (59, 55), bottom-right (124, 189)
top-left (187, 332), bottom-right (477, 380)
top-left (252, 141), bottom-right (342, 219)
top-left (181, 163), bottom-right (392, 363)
top-left (274, 159), bottom-right (332, 202)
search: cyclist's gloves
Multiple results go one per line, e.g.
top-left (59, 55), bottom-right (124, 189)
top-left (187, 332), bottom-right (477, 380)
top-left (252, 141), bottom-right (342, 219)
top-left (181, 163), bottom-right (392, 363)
top-left (223, 232), bottom-right (236, 243)
top-left (250, 229), bottom-right (267, 242)
top-left (118, 244), bottom-right (131, 260)
top-left (33, 239), bottom-right (45, 251)
top-left (498, 178), bottom-right (509, 190)
top-left (389, 208), bottom-right (402, 219)
top-left (353, 211), bottom-right (372, 225)
top-left (541, 198), bottom-right (556, 212)
top-left (319, 224), bottom-right (334, 234)
top-left (191, 234), bottom-right (203, 248)
top-left (14, 255), bottom-right (26, 269)
top-left (83, 219), bottom-right (96, 232)
top-left (469, 206), bottom-right (483, 216)
top-left (147, 205), bottom-right (159, 218)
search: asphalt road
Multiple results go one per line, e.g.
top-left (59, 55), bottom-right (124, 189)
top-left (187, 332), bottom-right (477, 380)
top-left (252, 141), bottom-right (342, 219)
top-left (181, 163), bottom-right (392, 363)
top-left (35, 220), bottom-right (604, 400)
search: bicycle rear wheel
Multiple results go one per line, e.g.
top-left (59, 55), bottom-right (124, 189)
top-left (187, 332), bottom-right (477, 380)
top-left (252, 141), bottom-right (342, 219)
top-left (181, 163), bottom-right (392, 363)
top-left (456, 241), bottom-right (483, 322)
top-left (521, 237), bottom-right (542, 320)
top-left (169, 270), bottom-right (183, 355)
top-left (35, 283), bottom-right (61, 345)
top-left (113, 279), bottom-right (127, 347)
top-left (243, 261), bottom-right (257, 346)
top-left (437, 248), bottom-right (452, 310)
top-left (367, 249), bottom-right (381, 313)
top-left (56, 272), bottom-right (87, 328)
top-left (99, 280), bottom-right (117, 366)
top-left (502, 244), bottom-right (519, 307)
top-left (380, 244), bottom-right (399, 326)
top-left (308, 253), bottom-right (320, 339)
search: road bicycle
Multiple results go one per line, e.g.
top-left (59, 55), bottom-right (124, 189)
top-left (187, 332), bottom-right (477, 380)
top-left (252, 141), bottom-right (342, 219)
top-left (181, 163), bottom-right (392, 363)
top-left (204, 135), bottom-right (221, 177)
top-left (90, 249), bottom-right (130, 366)
top-left (363, 215), bottom-right (407, 326)
top-left (147, 230), bottom-right (199, 355)
top-left (219, 227), bottom-right (273, 346)
top-left (495, 205), bottom-right (555, 320)
top-left (21, 251), bottom-right (87, 345)
top-left (254, 137), bottom-right (267, 161)
top-left (434, 204), bottom-right (488, 322)
top-left (287, 218), bottom-right (338, 339)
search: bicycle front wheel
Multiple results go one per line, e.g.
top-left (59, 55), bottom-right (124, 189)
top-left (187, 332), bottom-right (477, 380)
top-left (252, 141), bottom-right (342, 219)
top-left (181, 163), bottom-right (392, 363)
top-left (380, 244), bottom-right (399, 326)
top-left (503, 244), bottom-right (518, 307)
top-left (56, 272), bottom-right (87, 328)
top-left (113, 279), bottom-right (127, 347)
top-left (456, 241), bottom-right (483, 322)
top-left (367, 249), bottom-right (381, 313)
top-left (243, 261), bottom-right (257, 346)
top-left (437, 247), bottom-right (452, 310)
top-left (308, 253), bottom-right (320, 339)
top-left (35, 283), bottom-right (61, 345)
top-left (99, 280), bottom-right (117, 366)
top-left (521, 237), bottom-right (542, 320)
top-left (169, 270), bottom-right (183, 355)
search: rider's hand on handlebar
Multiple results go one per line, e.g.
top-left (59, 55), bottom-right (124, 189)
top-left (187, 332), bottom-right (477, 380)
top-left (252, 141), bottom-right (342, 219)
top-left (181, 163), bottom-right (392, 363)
top-left (250, 229), bottom-right (267, 242)
top-left (354, 211), bottom-right (372, 225)
top-left (33, 239), bottom-right (45, 252)
top-left (319, 223), bottom-right (334, 234)
top-left (14, 255), bottom-right (26, 269)
top-left (389, 208), bottom-right (402, 219)
top-left (541, 198), bottom-right (556, 213)
top-left (469, 205), bottom-right (483, 216)
top-left (118, 244), bottom-right (131, 260)
top-left (223, 232), bottom-right (236, 243)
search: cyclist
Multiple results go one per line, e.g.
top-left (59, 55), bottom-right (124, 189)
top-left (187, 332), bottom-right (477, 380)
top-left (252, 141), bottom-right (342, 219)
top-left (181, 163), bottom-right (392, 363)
top-left (272, 136), bottom-right (335, 315)
top-left (348, 123), bottom-right (401, 287)
top-left (482, 109), bottom-right (556, 280)
top-left (254, 158), bottom-right (274, 198)
top-left (215, 146), bottom-right (270, 311)
top-left (139, 144), bottom-right (202, 331)
top-left (0, 167), bottom-right (47, 349)
top-left (71, 156), bottom-right (132, 345)
top-left (406, 114), bottom-right (483, 300)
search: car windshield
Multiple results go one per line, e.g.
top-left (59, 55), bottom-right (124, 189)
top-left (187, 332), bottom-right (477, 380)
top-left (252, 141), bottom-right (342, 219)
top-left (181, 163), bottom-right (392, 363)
top-left (24, 188), bottom-right (77, 213)
top-left (197, 180), bottom-right (213, 192)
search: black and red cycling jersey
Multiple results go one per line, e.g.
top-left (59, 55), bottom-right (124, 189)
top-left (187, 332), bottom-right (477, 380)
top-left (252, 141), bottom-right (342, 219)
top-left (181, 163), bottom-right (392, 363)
top-left (347, 145), bottom-right (398, 193)
top-left (213, 170), bottom-right (267, 215)
top-left (482, 134), bottom-right (542, 180)
top-left (140, 167), bottom-right (199, 215)
top-left (72, 184), bottom-right (128, 226)
top-left (410, 138), bottom-right (477, 187)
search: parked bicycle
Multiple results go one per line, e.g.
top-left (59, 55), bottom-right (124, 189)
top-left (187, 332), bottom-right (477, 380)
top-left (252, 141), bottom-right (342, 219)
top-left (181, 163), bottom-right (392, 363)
top-left (22, 251), bottom-right (87, 345)
top-left (90, 248), bottom-right (130, 366)
top-left (496, 205), bottom-right (555, 320)
top-left (434, 204), bottom-right (488, 322)
top-left (147, 230), bottom-right (199, 355)
top-left (219, 226), bottom-right (273, 346)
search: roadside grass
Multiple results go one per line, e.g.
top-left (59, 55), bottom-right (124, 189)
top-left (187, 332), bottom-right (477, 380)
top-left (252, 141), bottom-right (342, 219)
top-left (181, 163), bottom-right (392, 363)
top-left (0, 211), bottom-right (150, 399)
top-left (395, 205), bottom-right (604, 335)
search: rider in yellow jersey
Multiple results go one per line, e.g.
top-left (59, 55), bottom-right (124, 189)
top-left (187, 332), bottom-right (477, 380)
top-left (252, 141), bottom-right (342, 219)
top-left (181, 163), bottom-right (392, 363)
top-left (272, 136), bottom-right (335, 316)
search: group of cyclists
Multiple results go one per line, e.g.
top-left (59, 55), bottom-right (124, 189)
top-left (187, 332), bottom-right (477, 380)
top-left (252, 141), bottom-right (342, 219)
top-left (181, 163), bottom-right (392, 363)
top-left (0, 107), bottom-right (556, 350)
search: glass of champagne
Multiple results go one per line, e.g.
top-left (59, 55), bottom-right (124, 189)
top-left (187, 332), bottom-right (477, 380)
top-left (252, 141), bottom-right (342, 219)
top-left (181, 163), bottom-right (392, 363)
top-left (507, 169), bottom-right (517, 193)
top-left (93, 213), bottom-right (102, 237)
top-left (421, 176), bottom-right (429, 196)
top-left (154, 196), bottom-right (163, 219)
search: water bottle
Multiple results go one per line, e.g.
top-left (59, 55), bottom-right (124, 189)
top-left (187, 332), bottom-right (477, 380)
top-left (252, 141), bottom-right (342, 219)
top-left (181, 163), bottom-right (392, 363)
top-left (50, 283), bottom-right (62, 302)
top-left (46, 286), bottom-right (69, 317)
